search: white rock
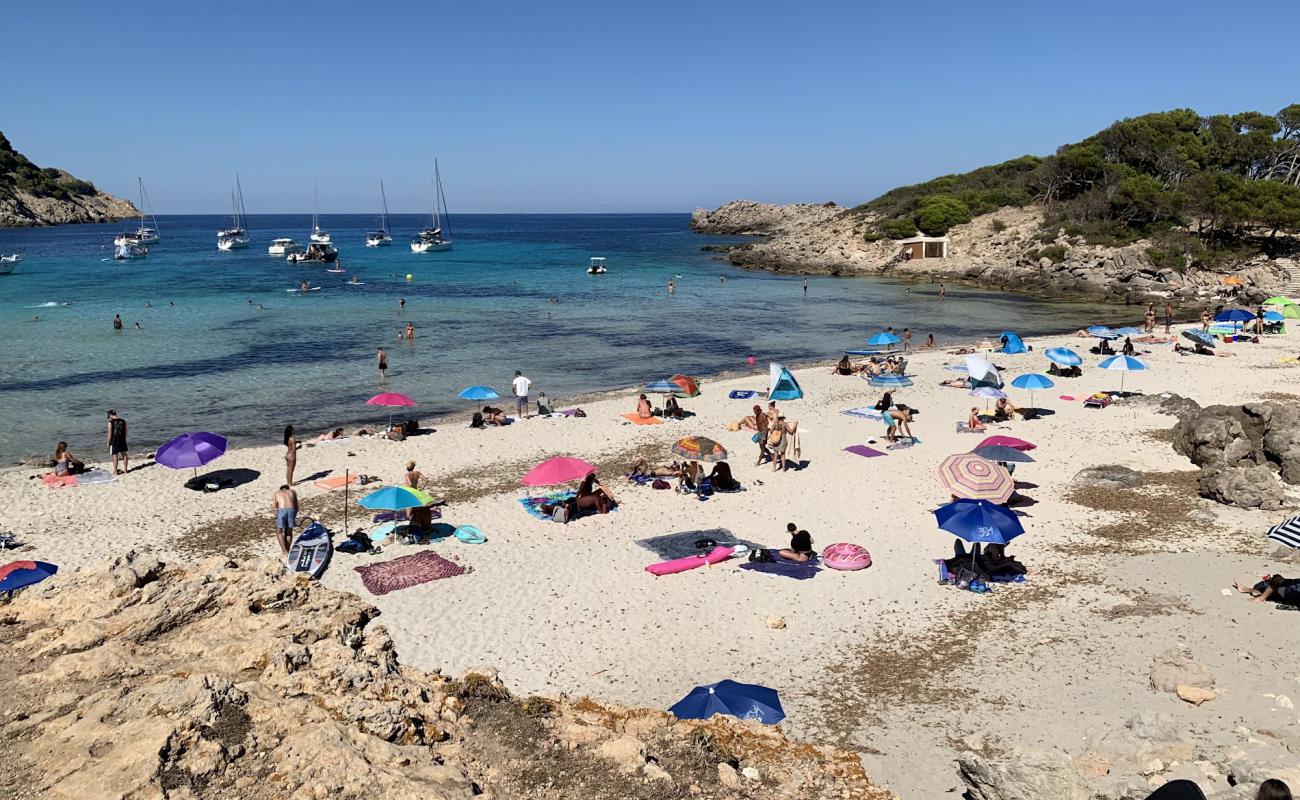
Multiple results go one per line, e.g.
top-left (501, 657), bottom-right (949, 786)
top-left (1142, 759), bottom-right (1166, 776)
top-left (1278, 695), bottom-right (1295, 710)
top-left (741, 766), bottom-right (761, 781)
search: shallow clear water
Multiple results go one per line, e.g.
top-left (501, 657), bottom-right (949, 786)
top-left (0, 213), bottom-right (1128, 461)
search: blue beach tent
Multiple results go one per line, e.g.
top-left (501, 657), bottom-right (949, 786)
top-left (768, 363), bottom-right (804, 400)
top-left (996, 331), bottom-right (1027, 354)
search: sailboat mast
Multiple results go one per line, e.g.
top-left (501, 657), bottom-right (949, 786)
top-left (137, 177), bottom-right (145, 230)
top-left (313, 183), bottom-right (319, 233)
top-left (379, 180), bottom-right (389, 230)
top-left (435, 160), bottom-right (451, 240)
top-left (235, 173), bottom-right (246, 229)
top-left (430, 177), bottom-right (439, 231)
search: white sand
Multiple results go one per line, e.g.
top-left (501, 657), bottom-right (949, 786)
top-left (5, 327), bottom-right (1300, 797)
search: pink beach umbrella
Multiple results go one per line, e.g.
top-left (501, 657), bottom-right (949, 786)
top-left (975, 435), bottom-right (1036, 452)
top-left (366, 392), bottom-right (417, 429)
top-left (522, 456), bottom-right (598, 487)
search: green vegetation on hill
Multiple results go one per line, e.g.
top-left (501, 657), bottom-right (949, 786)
top-left (0, 131), bottom-right (98, 200)
top-left (856, 105), bottom-right (1300, 267)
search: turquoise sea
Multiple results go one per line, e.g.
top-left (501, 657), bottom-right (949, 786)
top-left (0, 214), bottom-right (1127, 462)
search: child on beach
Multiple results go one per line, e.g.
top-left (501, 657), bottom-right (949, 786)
top-left (967, 408), bottom-right (987, 432)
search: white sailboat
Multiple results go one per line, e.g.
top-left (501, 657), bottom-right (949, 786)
top-left (366, 180), bottom-right (393, 247)
top-left (310, 185), bottom-right (331, 243)
top-left (411, 161), bottom-right (453, 253)
top-left (114, 178), bottom-right (160, 246)
top-left (217, 174), bottom-right (250, 250)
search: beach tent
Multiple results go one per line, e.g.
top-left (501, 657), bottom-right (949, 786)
top-left (996, 331), bottom-right (1027, 355)
top-left (768, 363), bottom-right (803, 400)
top-left (1263, 296), bottom-right (1300, 319)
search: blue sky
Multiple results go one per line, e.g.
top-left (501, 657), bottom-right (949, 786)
top-left (5, 0), bottom-right (1299, 213)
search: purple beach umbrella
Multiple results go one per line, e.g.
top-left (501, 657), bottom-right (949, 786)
top-left (156, 432), bottom-right (228, 474)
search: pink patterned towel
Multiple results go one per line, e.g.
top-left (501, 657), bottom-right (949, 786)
top-left (355, 551), bottom-right (468, 595)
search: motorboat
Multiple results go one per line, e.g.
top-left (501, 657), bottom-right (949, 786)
top-left (366, 180), bottom-right (393, 247)
top-left (309, 186), bottom-right (330, 243)
top-left (286, 241), bottom-right (338, 263)
top-left (410, 160), bottom-right (453, 253)
top-left (114, 242), bottom-right (148, 260)
top-left (217, 174), bottom-right (250, 250)
top-left (587, 257), bottom-right (608, 275)
top-left (0, 254), bottom-right (20, 275)
top-left (268, 237), bottom-right (303, 256)
top-left (115, 178), bottom-right (160, 246)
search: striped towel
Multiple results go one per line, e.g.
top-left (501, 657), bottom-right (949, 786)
top-left (841, 407), bottom-right (884, 421)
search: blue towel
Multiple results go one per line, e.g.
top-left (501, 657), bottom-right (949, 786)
top-left (740, 556), bottom-right (821, 580)
top-left (728, 389), bottom-right (759, 399)
top-left (841, 407), bottom-right (883, 420)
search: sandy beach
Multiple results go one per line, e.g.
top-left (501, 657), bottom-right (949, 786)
top-left (5, 324), bottom-right (1300, 798)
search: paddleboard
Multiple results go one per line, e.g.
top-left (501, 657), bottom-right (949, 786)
top-left (645, 545), bottom-right (734, 576)
top-left (286, 287), bottom-right (322, 293)
top-left (286, 521), bottom-right (332, 578)
top-left (325, 268), bottom-right (346, 274)
top-left (343, 282), bottom-right (366, 286)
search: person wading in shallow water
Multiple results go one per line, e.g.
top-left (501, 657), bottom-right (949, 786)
top-left (377, 347), bottom-right (388, 381)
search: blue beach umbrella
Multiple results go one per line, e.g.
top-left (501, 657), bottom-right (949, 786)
top-left (644, 380), bottom-right (680, 393)
top-left (0, 560), bottom-right (58, 595)
top-left (458, 385), bottom-right (500, 401)
top-left (866, 331), bottom-right (901, 348)
top-left (1099, 354), bottom-right (1147, 395)
top-left (357, 486), bottom-right (430, 511)
top-left (933, 499), bottom-right (1025, 545)
top-left (1181, 329), bottom-right (1215, 348)
top-left (1010, 372), bottom-right (1054, 410)
top-left (1264, 310), bottom-right (1284, 322)
top-left (1087, 325), bottom-right (1119, 340)
top-left (669, 679), bottom-right (785, 724)
top-left (1215, 308), bottom-right (1255, 324)
top-left (1045, 347), bottom-right (1082, 367)
top-left (869, 374), bottom-right (913, 388)
top-left (1115, 327), bottom-right (1142, 336)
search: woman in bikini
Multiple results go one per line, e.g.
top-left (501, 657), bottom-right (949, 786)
top-left (283, 425), bottom-right (298, 485)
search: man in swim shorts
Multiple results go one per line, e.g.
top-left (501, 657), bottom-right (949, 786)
top-left (273, 484), bottom-right (298, 556)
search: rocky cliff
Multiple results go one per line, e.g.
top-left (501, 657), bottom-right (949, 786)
top-left (692, 201), bottom-right (1294, 304)
top-left (0, 553), bottom-right (892, 800)
top-left (0, 131), bottom-right (137, 227)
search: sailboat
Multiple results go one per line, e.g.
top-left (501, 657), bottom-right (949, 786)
top-left (365, 180), bottom-right (393, 247)
top-left (217, 175), bottom-right (250, 250)
top-left (310, 185), bottom-right (331, 243)
top-left (114, 178), bottom-right (160, 246)
top-left (411, 161), bottom-right (453, 253)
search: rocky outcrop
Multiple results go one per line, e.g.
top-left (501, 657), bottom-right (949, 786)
top-left (0, 553), bottom-right (891, 800)
top-left (0, 185), bottom-right (139, 227)
top-left (1168, 400), bottom-right (1300, 509)
top-left (691, 200), bottom-right (1292, 304)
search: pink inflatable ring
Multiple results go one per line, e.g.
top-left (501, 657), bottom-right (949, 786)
top-left (822, 542), bottom-right (872, 571)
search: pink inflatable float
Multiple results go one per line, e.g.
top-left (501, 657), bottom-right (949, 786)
top-left (645, 546), bottom-right (735, 576)
top-left (821, 542), bottom-right (871, 571)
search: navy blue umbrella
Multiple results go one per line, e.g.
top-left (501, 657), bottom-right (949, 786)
top-left (669, 679), bottom-right (785, 724)
top-left (933, 499), bottom-right (1024, 545)
top-left (972, 444), bottom-right (1036, 464)
top-left (0, 560), bottom-right (57, 595)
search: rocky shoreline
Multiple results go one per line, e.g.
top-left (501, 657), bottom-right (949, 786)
top-left (0, 185), bottom-right (138, 227)
top-left (692, 201), bottom-right (1297, 305)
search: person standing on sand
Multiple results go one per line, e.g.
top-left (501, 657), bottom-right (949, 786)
top-left (273, 484), bottom-right (298, 557)
top-left (283, 425), bottom-right (297, 486)
top-left (926, 333), bottom-right (935, 348)
top-left (377, 347), bottom-right (388, 381)
top-left (903, 328), bottom-right (912, 351)
top-left (1201, 308), bottom-right (1211, 332)
top-left (512, 370), bottom-right (532, 418)
top-left (1164, 302), bottom-right (1174, 334)
top-left (106, 409), bottom-right (128, 475)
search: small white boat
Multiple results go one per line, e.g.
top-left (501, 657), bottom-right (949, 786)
top-left (115, 178), bottom-right (161, 246)
top-left (0, 254), bottom-right (20, 275)
top-left (268, 237), bottom-right (303, 256)
top-left (309, 185), bottom-right (330, 243)
top-left (587, 257), bottom-right (608, 275)
top-left (287, 242), bottom-right (338, 263)
top-left (114, 242), bottom-right (148, 260)
top-left (217, 175), bottom-right (250, 250)
top-left (366, 180), bottom-right (393, 247)
top-left (411, 161), bottom-right (453, 253)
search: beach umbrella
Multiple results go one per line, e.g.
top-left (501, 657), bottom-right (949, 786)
top-left (969, 386), bottom-right (1006, 399)
top-left (1181, 329), bottom-right (1216, 348)
top-left (933, 499), bottom-right (1025, 545)
top-left (870, 374), bottom-right (913, 388)
top-left (1267, 515), bottom-right (1300, 549)
top-left (1010, 372), bottom-right (1054, 410)
top-left (938, 454), bottom-right (1014, 504)
top-left (1215, 308), bottom-right (1255, 331)
top-left (367, 391), bottom-right (417, 428)
top-left (1263, 296), bottom-right (1295, 306)
top-left (866, 331), bottom-right (900, 348)
top-left (1264, 310), bottom-right (1285, 322)
top-left (1263, 297), bottom-right (1300, 319)
top-left (1045, 347), bottom-right (1083, 367)
top-left (0, 560), bottom-right (57, 595)
top-left (972, 444), bottom-right (1036, 464)
top-left (976, 435), bottom-right (1035, 452)
top-left (1087, 325), bottom-right (1119, 340)
top-left (1115, 327), bottom-right (1142, 336)
top-left (458, 385), bottom-right (499, 401)
top-left (155, 432), bottom-right (227, 475)
top-left (358, 485), bottom-right (434, 511)
top-left (1099, 354), bottom-right (1147, 394)
top-left (671, 436), bottom-right (728, 463)
top-left (845, 348), bottom-right (885, 357)
top-left (964, 355), bottom-right (1000, 384)
top-left (670, 374), bottom-right (701, 398)
top-left (668, 679), bottom-right (785, 724)
top-left (644, 380), bottom-right (680, 394)
top-left (522, 456), bottom-right (598, 486)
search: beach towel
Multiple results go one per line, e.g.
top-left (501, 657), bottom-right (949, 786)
top-left (635, 529), bottom-right (762, 560)
top-left (40, 473), bottom-right (78, 488)
top-left (519, 491), bottom-right (576, 521)
top-left (728, 389), bottom-right (759, 400)
top-left (840, 407), bottom-right (884, 420)
top-left (739, 556), bottom-right (821, 580)
top-left (77, 469), bottom-right (116, 486)
top-left (886, 437), bottom-right (921, 450)
top-left (314, 473), bottom-right (360, 490)
top-left (621, 413), bottom-right (664, 425)
top-left (955, 422), bottom-right (984, 434)
top-left (843, 444), bottom-right (887, 458)
top-left (354, 551), bottom-right (468, 595)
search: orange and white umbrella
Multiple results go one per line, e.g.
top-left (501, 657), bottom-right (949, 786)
top-left (937, 453), bottom-right (1014, 504)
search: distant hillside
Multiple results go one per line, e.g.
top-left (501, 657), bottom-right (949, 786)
top-left (0, 131), bottom-right (137, 227)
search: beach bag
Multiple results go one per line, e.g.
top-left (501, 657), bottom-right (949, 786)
top-left (573, 408), bottom-right (587, 417)
top-left (697, 478), bottom-right (714, 497)
top-left (767, 428), bottom-right (783, 446)
top-left (470, 412), bottom-right (485, 428)
top-left (751, 432), bottom-right (761, 443)
top-left (551, 504), bottom-right (570, 523)
top-left (403, 419), bottom-right (419, 434)
top-left (651, 479), bottom-right (670, 490)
